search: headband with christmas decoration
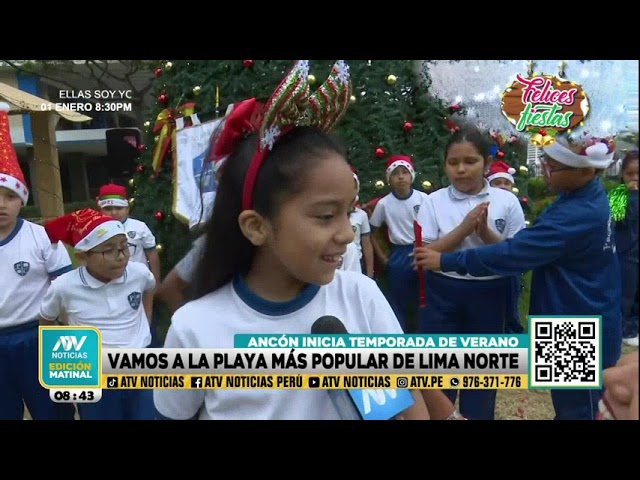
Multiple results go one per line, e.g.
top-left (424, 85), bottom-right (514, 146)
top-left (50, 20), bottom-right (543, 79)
top-left (97, 183), bottom-right (129, 208)
top-left (211, 60), bottom-right (353, 211)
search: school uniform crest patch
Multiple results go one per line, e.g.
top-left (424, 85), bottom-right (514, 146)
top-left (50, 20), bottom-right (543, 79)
top-left (14, 261), bottom-right (30, 276)
top-left (127, 231), bottom-right (136, 239)
top-left (127, 291), bottom-right (142, 309)
top-left (495, 218), bottom-right (506, 234)
top-left (352, 225), bottom-right (357, 232)
top-left (413, 204), bottom-right (420, 214)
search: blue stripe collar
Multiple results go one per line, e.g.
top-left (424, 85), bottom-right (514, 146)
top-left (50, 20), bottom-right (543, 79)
top-left (232, 275), bottom-right (320, 316)
top-left (0, 217), bottom-right (24, 246)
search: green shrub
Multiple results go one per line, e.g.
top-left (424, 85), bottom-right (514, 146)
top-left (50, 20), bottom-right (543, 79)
top-left (22, 200), bottom-right (98, 221)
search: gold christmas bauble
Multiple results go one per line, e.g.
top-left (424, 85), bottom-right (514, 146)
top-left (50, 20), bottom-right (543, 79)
top-left (143, 121), bottom-right (150, 128)
top-left (386, 74), bottom-right (397, 85)
top-left (164, 61), bottom-right (173, 70)
top-left (308, 74), bottom-right (316, 85)
top-left (525, 220), bottom-right (530, 227)
top-left (192, 85), bottom-right (201, 96)
top-left (512, 187), bottom-right (519, 194)
top-left (129, 197), bottom-right (135, 205)
top-left (350, 95), bottom-right (356, 103)
top-left (422, 180), bottom-right (432, 189)
top-left (519, 165), bottom-right (529, 174)
top-left (154, 135), bottom-right (160, 143)
top-left (375, 180), bottom-right (385, 190)
top-left (128, 178), bottom-right (135, 187)
top-left (156, 244), bottom-right (163, 252)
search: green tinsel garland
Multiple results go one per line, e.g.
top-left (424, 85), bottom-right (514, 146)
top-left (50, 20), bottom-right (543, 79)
top-left (609, 184), bottom-right (629, 222)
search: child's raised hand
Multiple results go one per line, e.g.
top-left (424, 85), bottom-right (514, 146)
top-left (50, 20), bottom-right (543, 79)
top-left (413, 246), bottom-right (441, 271)
top-left (627, 180), bottom-right (638, 191)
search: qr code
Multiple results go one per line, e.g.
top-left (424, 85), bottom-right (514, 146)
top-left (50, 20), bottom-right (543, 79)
top-left (530, 317), bottom-right (601, 389)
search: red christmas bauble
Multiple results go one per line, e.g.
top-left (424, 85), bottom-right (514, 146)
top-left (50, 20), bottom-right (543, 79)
top-left (136, 164), bottom-right (144, 173)
top-left (137, 144), bottom-right (146, 152)
top-left (497, 151), bottom-right (505, 158)
top-left (375, 147), bottom-right (385, 157)
top-left (403, 121), bottom-right (413, 132)
top-left (154, 68), bottom-right (163, 78)
top-left (522, 197), bottom-right (528, 204)
top-left (154, 211), bottom-right (164, 221)
top-left (158, 93), bottom-right (168, 103)
top-left (449, 103), bottom-right (461, 113)
top-left (243, 60), bottom-right (254, 68)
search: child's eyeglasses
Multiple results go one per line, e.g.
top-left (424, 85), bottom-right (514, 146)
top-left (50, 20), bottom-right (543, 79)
top-left (90, 246), bottom-right (131, 261)
top-left (540, 157), bottom-right (574, 175)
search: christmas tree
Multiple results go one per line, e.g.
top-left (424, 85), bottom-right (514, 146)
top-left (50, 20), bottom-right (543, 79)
top-left (485, 129), bottom-right (532, 222)
top-left (130, 60), bottom-right (460, 277)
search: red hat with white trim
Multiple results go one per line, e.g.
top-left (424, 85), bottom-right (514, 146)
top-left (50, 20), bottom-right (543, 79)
top-left (0, 102), bottom-right (29, 205)
top-left (486, 161), bottom-right (516, 184)
top-left (97, 183), bottom-right (129, 208)
top-left (45, 208), bottom-right (126, 252)
top-left (386, 155), bottom-right (415, 182)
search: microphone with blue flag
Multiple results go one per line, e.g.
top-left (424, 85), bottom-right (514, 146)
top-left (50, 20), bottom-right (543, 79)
top-left (310, 316), bottom-right (415, 420)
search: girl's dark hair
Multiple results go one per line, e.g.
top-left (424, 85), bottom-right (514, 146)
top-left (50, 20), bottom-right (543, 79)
top-left (192, 126), bottom-right (347, 299)
top-left (444, 126), bottom-right (491, 160)
top-left (621, 150), bottom-right (639, 175)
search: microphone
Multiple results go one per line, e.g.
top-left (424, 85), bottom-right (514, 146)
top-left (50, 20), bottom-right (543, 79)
top-left (311, 316), bottom-right (415, 420)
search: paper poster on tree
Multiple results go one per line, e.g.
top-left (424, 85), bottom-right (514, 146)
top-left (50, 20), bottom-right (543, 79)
top-left (172, 119), bottom-right (222, 229)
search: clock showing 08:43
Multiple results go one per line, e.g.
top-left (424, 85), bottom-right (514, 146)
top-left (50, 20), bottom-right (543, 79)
top-left (49, 389), bottom-right (103, 404)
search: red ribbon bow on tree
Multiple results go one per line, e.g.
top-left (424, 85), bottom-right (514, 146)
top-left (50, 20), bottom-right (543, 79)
top-left (151, 102), bottom-right (197, 172)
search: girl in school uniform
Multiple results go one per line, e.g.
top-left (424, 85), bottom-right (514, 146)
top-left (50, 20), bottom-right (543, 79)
top-left (609, 150), bottom-right (639, 347)
top-left (153, 61), bottom-right (458, 421)
top-left (415, 127), bottom-right (526, 420)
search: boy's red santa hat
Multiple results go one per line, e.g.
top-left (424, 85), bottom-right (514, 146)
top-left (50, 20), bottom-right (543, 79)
top-left (97, 183), bottom-right (129, 208)
top-left (486, 161), bottom-right (516, 184)
top-left (386, 155), bottom-right (415, 182)
top-left (0, 102), bottom-right (29, 205)
top-left (45, 208), bottom-right (125, 252)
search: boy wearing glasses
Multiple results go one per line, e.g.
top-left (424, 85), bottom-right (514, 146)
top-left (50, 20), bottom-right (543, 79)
top-left (40, 209), bottom-right (156, 420)
top-left (97, 184), bottom-right (161, 345)
top-left (414, 136), bottom-right (622, 420)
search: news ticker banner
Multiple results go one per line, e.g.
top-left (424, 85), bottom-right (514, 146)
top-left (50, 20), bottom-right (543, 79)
top-left (39, 317), bottom-right (602, 403)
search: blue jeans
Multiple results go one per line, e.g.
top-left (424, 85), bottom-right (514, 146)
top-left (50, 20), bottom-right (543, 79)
top-left (618, 256), bottom-right (639, 339)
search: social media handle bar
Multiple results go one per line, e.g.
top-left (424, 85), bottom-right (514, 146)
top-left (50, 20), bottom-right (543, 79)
top-left (101, 374), bottom-right (527, 389)
top-left (49, 388), bottom-right (103, 404)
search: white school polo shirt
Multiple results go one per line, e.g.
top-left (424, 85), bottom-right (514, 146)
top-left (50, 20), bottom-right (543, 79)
top-left (122, 217), bottom-right (156, 266)
top-left (339, 241), bottom-right (362, 273)
top-left (154, 270), bottom-right (404, 420)
top-left (369, 189), bottom-right (430, 246)
top-left (417, 180), bottom-right (526, 280)
top-left (40, 262), bottom-right (156, 348)
top-left (175, 235), bottom-right (206, 283)
top-left (349, 207), bottom-right (371, 259)
top-left (0, 218), bottom-right (73, 329)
